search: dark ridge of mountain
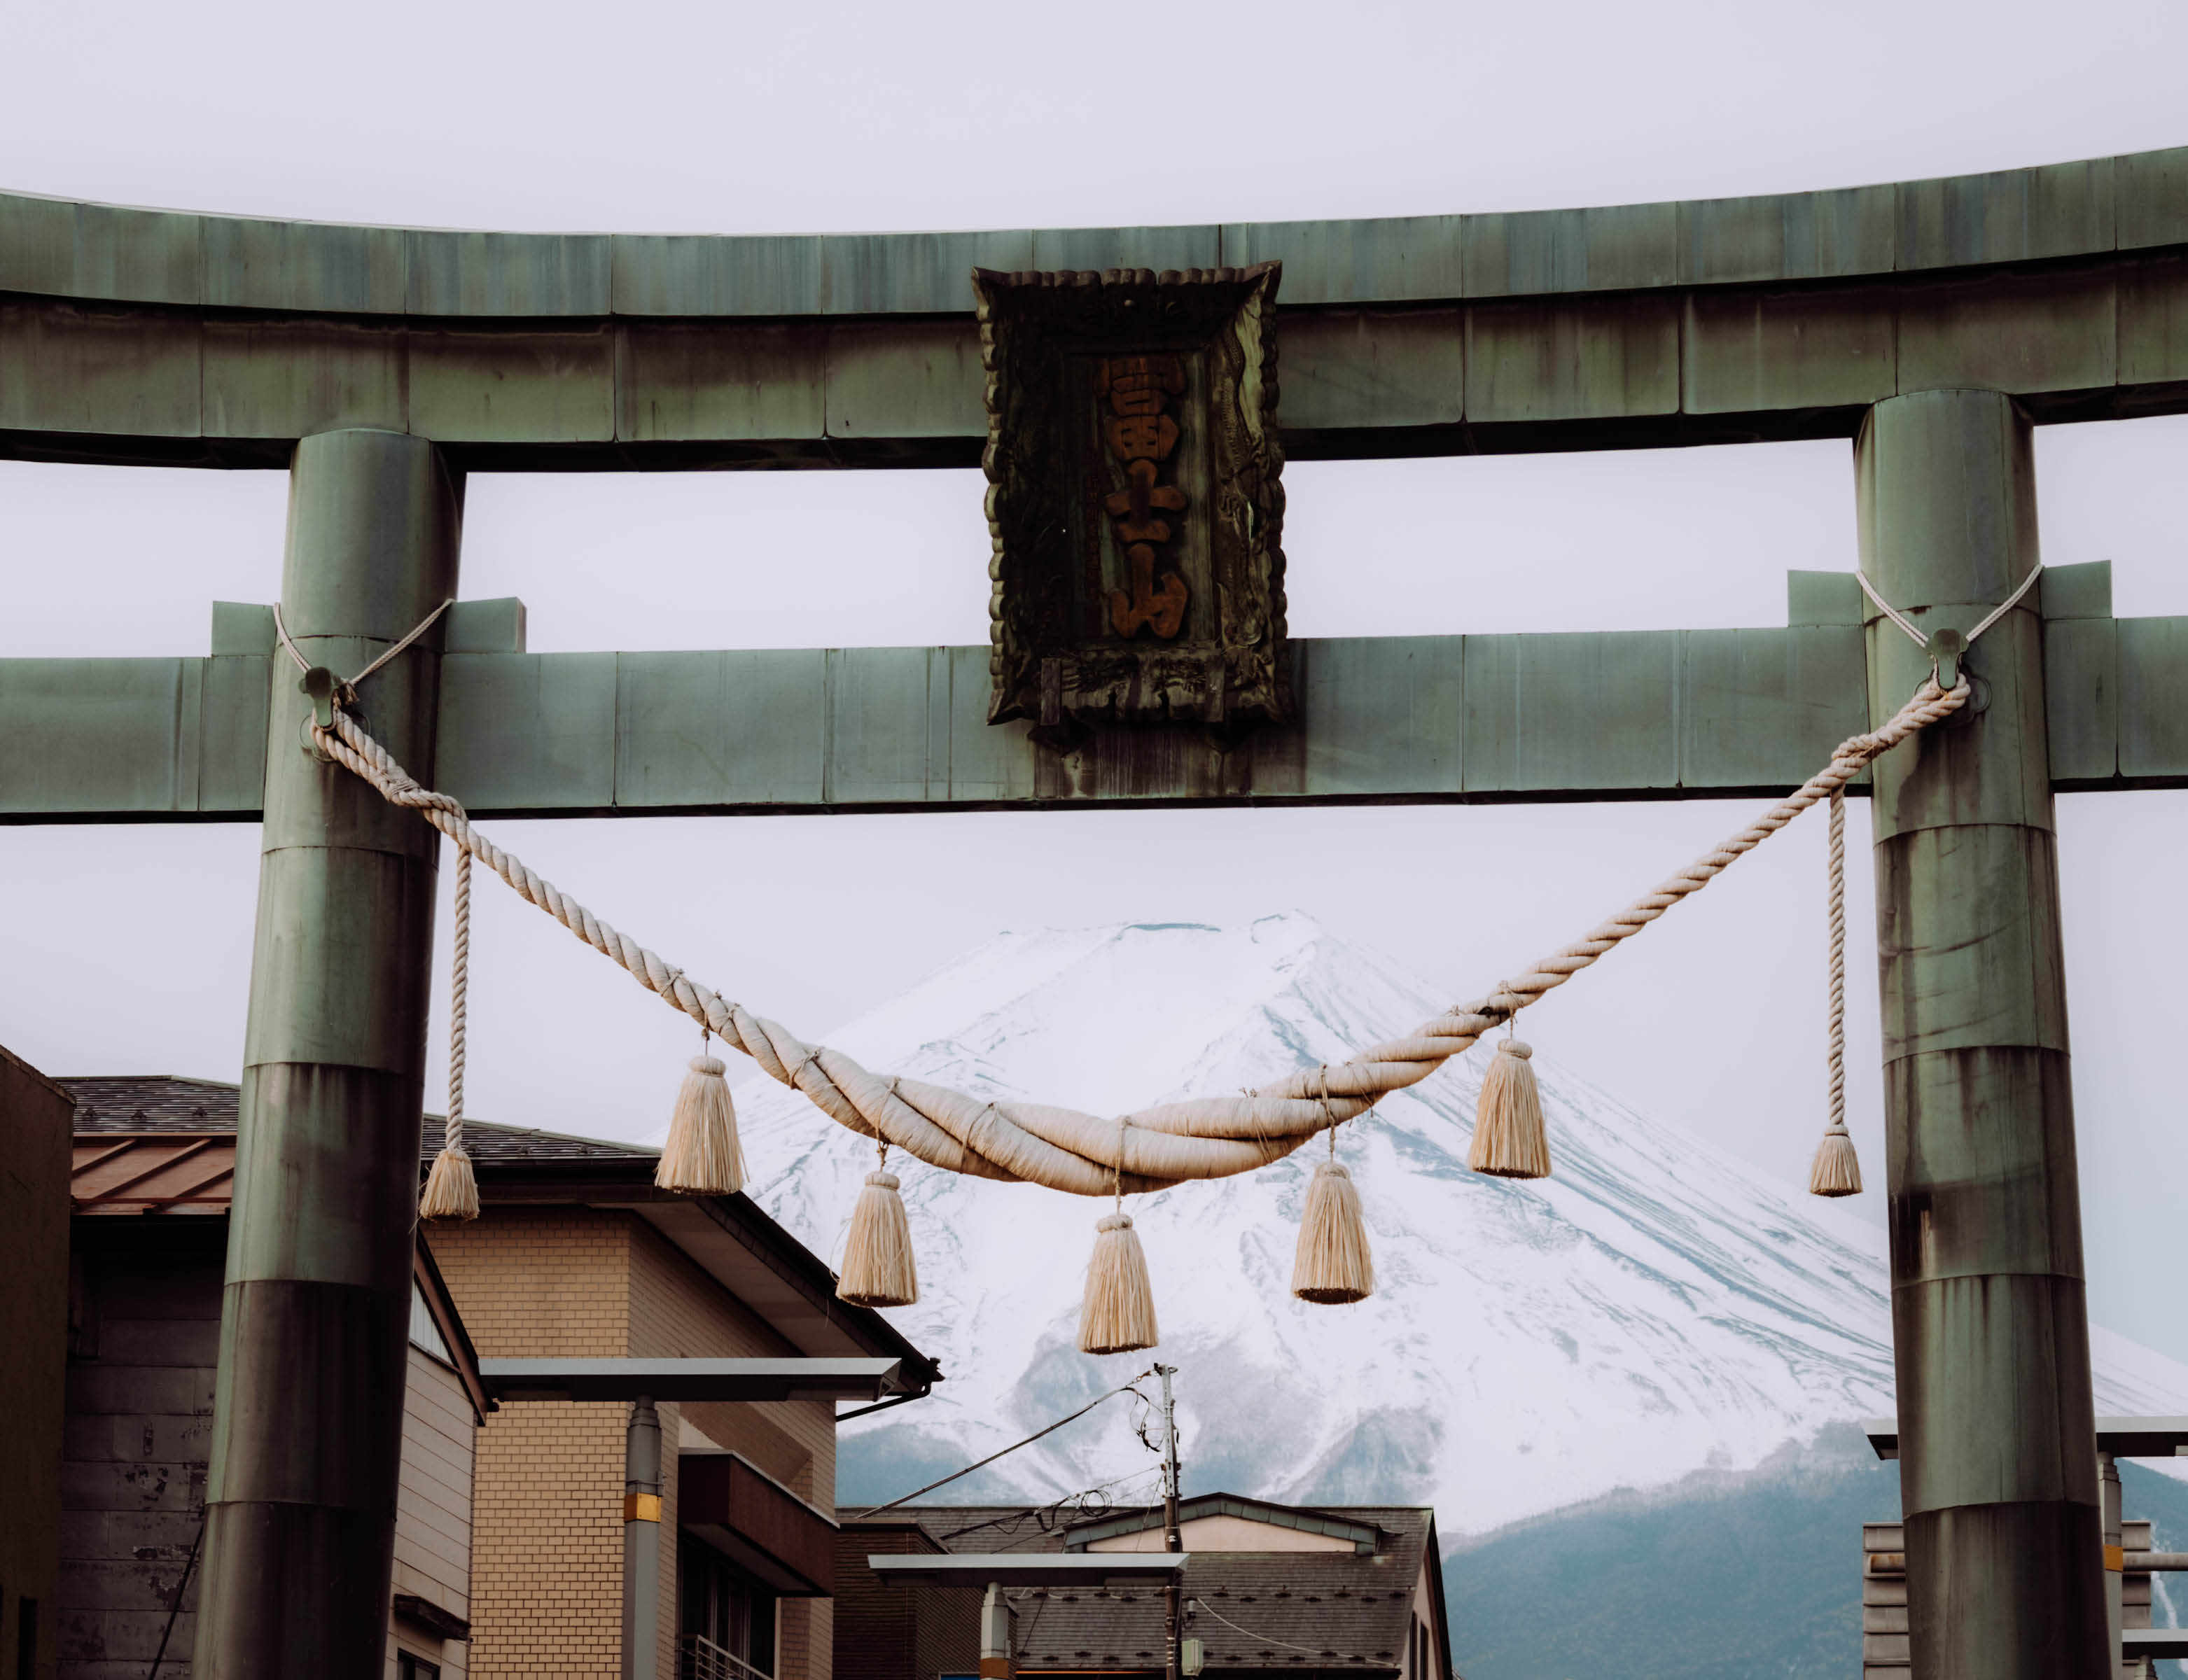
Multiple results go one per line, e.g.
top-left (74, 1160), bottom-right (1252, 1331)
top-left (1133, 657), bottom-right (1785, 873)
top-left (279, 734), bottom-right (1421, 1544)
top-left (1442, 1427), bottom-right (2188, 1680)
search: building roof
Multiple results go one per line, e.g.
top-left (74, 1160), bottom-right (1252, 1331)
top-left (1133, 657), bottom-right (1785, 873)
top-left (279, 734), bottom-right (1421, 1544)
top-left (1066, 1493), bottom-right (1388, 1554)
top-left (867, 1500), bottom-right (1443, 1674)
top-left (414, 1235), bottom-right (492, 1422)
top-left (62, 1074), bottom-right (940, 1387)
top-left (71, 1130), bottom-right (237, 1214)
top-left (65, 1073), bottom-right (654, 1162)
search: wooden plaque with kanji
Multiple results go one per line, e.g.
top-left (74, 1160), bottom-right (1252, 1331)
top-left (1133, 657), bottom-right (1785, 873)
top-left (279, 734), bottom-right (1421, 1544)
top-left (975, 262), bottom-right (1288, 740)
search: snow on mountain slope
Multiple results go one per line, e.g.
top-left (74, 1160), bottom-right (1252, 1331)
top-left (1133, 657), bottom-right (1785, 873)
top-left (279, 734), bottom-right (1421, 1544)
top-left (709, 912), bottom-right (2188, 1534)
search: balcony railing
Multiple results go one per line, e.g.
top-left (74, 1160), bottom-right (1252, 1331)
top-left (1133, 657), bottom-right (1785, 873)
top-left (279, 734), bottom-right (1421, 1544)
top-left (678, 1634), bottom-right (772, 1680)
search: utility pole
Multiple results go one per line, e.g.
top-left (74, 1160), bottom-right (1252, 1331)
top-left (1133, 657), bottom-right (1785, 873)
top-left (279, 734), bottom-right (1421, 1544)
top-left (1158, 1363), bottom-right (1182, 1680)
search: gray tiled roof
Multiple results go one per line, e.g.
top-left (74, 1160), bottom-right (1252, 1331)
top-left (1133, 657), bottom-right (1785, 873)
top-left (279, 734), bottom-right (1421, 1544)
top-left (61, 1074), bottom-right (656, 1164)
top-left (867, 1501), bottom-right (1433, 1672)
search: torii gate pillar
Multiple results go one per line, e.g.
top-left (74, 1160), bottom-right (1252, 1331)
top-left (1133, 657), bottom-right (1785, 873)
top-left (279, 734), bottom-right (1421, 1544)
top-left (195, 430), bottom-right (462, 1678)
top-left (1860, 390), bottom-right (2105, 1679)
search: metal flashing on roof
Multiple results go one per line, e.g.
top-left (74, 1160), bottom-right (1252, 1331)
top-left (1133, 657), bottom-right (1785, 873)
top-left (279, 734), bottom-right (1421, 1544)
top-left (1066, 1494), bottom-right (1386, 1554)
top-left (1864, 1417), bottom-right (2188, 1460)
top-left (414, 1237), bottom-right (492, 1422)
top-left (478, 1356), bottom-right (906, 1404)
top-left (867, 1553), bottom-right (1192, 1588)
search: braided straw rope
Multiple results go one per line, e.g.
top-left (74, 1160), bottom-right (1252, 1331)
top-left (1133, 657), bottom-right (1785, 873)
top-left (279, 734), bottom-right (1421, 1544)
top-left (1825, 788), bottom-right (1848, 1140)
top-left (447, 847), bottom-right (471, 1156)
top-left (304, 676), bottom-right (1966, 1196)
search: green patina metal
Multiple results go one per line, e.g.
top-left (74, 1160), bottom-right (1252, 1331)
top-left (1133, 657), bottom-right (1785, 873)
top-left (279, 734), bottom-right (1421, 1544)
top-left (6, 147), bottom-right (2179, 1679)
top-left (3, 148), bottom-right (2188, 468)
top-left (2, 561), bottom-right (2168, 819)
top-left (1859, 390), bottom-right (2107, 1679)
top-left (195, 429), bottom-right (461, 1680)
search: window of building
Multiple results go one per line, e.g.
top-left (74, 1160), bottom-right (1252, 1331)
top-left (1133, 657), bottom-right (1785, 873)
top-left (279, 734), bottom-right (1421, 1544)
top-left (396, 1653), bottom-right (440, 1680)
top-left (408, 1282), bottom-right (453, 1364)
top-left (678, 1540), bottom-right (776, 1677)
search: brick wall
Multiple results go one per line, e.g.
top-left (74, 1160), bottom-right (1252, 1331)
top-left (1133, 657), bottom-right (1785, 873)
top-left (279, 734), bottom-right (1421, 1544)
top-left (831, 1525), bottom-right (979, 1680)
top-left (432, 1212), bottom-right (632, 1680)
top-left (434, 1207), bottom-right (845, 1680)
top-left (627, 1218), bottom-right (837, 1680)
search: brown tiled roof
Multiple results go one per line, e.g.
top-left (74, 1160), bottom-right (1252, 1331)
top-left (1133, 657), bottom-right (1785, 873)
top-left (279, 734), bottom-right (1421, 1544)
top-left (870, 1501), bottom-right (1436, 1674)
top-left (71, 1133), bottom-right (235, 1214)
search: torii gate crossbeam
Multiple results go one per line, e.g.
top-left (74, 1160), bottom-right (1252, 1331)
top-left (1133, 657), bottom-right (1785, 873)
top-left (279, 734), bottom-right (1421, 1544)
top-left (6, 148), bottom-right (2180, 1680)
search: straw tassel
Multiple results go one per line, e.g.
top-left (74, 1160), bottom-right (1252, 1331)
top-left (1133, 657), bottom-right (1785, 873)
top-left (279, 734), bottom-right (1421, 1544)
top-left (1470, 1037), bottom-right (1552, 1179)
top-left (1079, 1117), bottom-right (1158, 1354)
top-left (421, 848), bottom-right (480, 1221)
top-left (838, 1147), bottom-right (919, 1308)
top-left (419, 1144), bottom-right (479, 1222)
top-left (1292, 1156), bottom-right (1374, 1305)
top-left (656, 1048), bottom-right (746, 1194)
top-left (1809, 1122), bottom-right (1862, 1197)
top-left (1078, 1212), bottom-right (1159, 1354)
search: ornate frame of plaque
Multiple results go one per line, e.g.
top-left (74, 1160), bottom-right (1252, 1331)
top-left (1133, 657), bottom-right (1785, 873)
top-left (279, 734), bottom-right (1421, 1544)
top-left (975, 262), bottom-right (1288, 740)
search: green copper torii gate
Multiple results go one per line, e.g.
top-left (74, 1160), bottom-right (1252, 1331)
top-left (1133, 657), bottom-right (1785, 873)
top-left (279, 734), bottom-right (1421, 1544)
top-left (9, 146), bottom-right (2188, 1679)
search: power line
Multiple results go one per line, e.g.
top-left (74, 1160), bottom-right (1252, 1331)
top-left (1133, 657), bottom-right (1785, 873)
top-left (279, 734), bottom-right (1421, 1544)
top-left (848, 1373), bottom-right (1155, 1520)
top-left (933, 1468), bottom-right (1164, 1548)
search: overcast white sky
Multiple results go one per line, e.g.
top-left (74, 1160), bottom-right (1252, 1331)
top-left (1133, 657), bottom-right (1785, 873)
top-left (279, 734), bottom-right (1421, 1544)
top-left (3, 0), bottom-right (2186, 1362)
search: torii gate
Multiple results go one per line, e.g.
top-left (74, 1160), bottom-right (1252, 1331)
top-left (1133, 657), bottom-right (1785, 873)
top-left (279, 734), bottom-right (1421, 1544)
top-left (4, 145), bottom-right (2184, 1679)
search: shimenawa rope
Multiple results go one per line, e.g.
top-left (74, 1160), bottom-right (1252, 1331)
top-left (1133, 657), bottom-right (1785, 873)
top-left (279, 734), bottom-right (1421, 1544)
top-left (295, 671), bottom-right (1965, 1193)
top-left (277, 566), bottom-right (2029, 1341)
top-left (1807, 786), bottom-right (1861, 1196)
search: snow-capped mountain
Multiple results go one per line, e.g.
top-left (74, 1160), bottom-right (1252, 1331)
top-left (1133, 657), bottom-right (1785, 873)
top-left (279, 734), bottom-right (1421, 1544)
top-left (713, 912), bottom-right (2188, 1534)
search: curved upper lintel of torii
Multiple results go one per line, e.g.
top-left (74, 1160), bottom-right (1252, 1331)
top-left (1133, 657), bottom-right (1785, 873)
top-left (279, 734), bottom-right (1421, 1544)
top-left (1, 145), bottom-right (2184, 468)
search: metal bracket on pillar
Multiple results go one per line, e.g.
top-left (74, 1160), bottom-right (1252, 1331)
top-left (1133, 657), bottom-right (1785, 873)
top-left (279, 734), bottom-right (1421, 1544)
top-left (300, 666), bottom-right (340, 730)
top-left (1925, 627), bottom-right (1967, 692)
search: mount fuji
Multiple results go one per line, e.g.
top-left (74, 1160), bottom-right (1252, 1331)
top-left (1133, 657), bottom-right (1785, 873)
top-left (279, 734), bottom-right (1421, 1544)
top-left (716, 912), bottom-right (2188, 1534)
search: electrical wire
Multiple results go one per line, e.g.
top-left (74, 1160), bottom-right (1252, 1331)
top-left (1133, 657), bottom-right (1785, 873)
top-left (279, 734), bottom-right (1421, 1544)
top-left (849, 1373), bottom-right (1155, 1519)
top-left (144, 1513), bottom-right (205, 1679)
top-left (932, 1467), bottom-right (1163, 1548)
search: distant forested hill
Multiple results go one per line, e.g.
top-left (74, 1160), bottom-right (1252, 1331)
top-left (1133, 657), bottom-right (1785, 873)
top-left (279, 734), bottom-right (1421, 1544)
top-left (1443, 1426), bottom-right (2188, 1680)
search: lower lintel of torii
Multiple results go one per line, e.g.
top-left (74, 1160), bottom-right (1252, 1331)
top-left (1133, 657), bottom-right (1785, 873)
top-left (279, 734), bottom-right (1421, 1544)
top-left (0, 558), bottom-right (2167, 821)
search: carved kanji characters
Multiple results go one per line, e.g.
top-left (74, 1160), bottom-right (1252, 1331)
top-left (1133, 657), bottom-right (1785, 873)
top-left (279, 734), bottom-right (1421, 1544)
top-left (1098, 354), bottom-right (1190, 641)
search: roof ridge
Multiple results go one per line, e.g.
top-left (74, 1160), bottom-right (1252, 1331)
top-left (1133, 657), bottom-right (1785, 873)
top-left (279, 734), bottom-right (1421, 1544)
top-left (57, 1073), bottom-right (239, 1088)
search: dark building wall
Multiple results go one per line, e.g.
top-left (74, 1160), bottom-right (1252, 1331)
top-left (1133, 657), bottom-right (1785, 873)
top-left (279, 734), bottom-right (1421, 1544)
top-left (56, 1219), bottom-right (223, 1679)
top-left (832, 1525), bottom-right (979, 1680)
top-left (1, 1046), bottom-right (71, 1680)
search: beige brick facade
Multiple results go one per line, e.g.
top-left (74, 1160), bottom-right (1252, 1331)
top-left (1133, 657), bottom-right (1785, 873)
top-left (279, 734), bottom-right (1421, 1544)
top-left (433, 1209), bottom-right (838, 1680)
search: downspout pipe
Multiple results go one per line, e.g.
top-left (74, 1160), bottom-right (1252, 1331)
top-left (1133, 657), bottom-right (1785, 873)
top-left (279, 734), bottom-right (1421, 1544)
top-left (624, 1396), bottom-right (662, 1680)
